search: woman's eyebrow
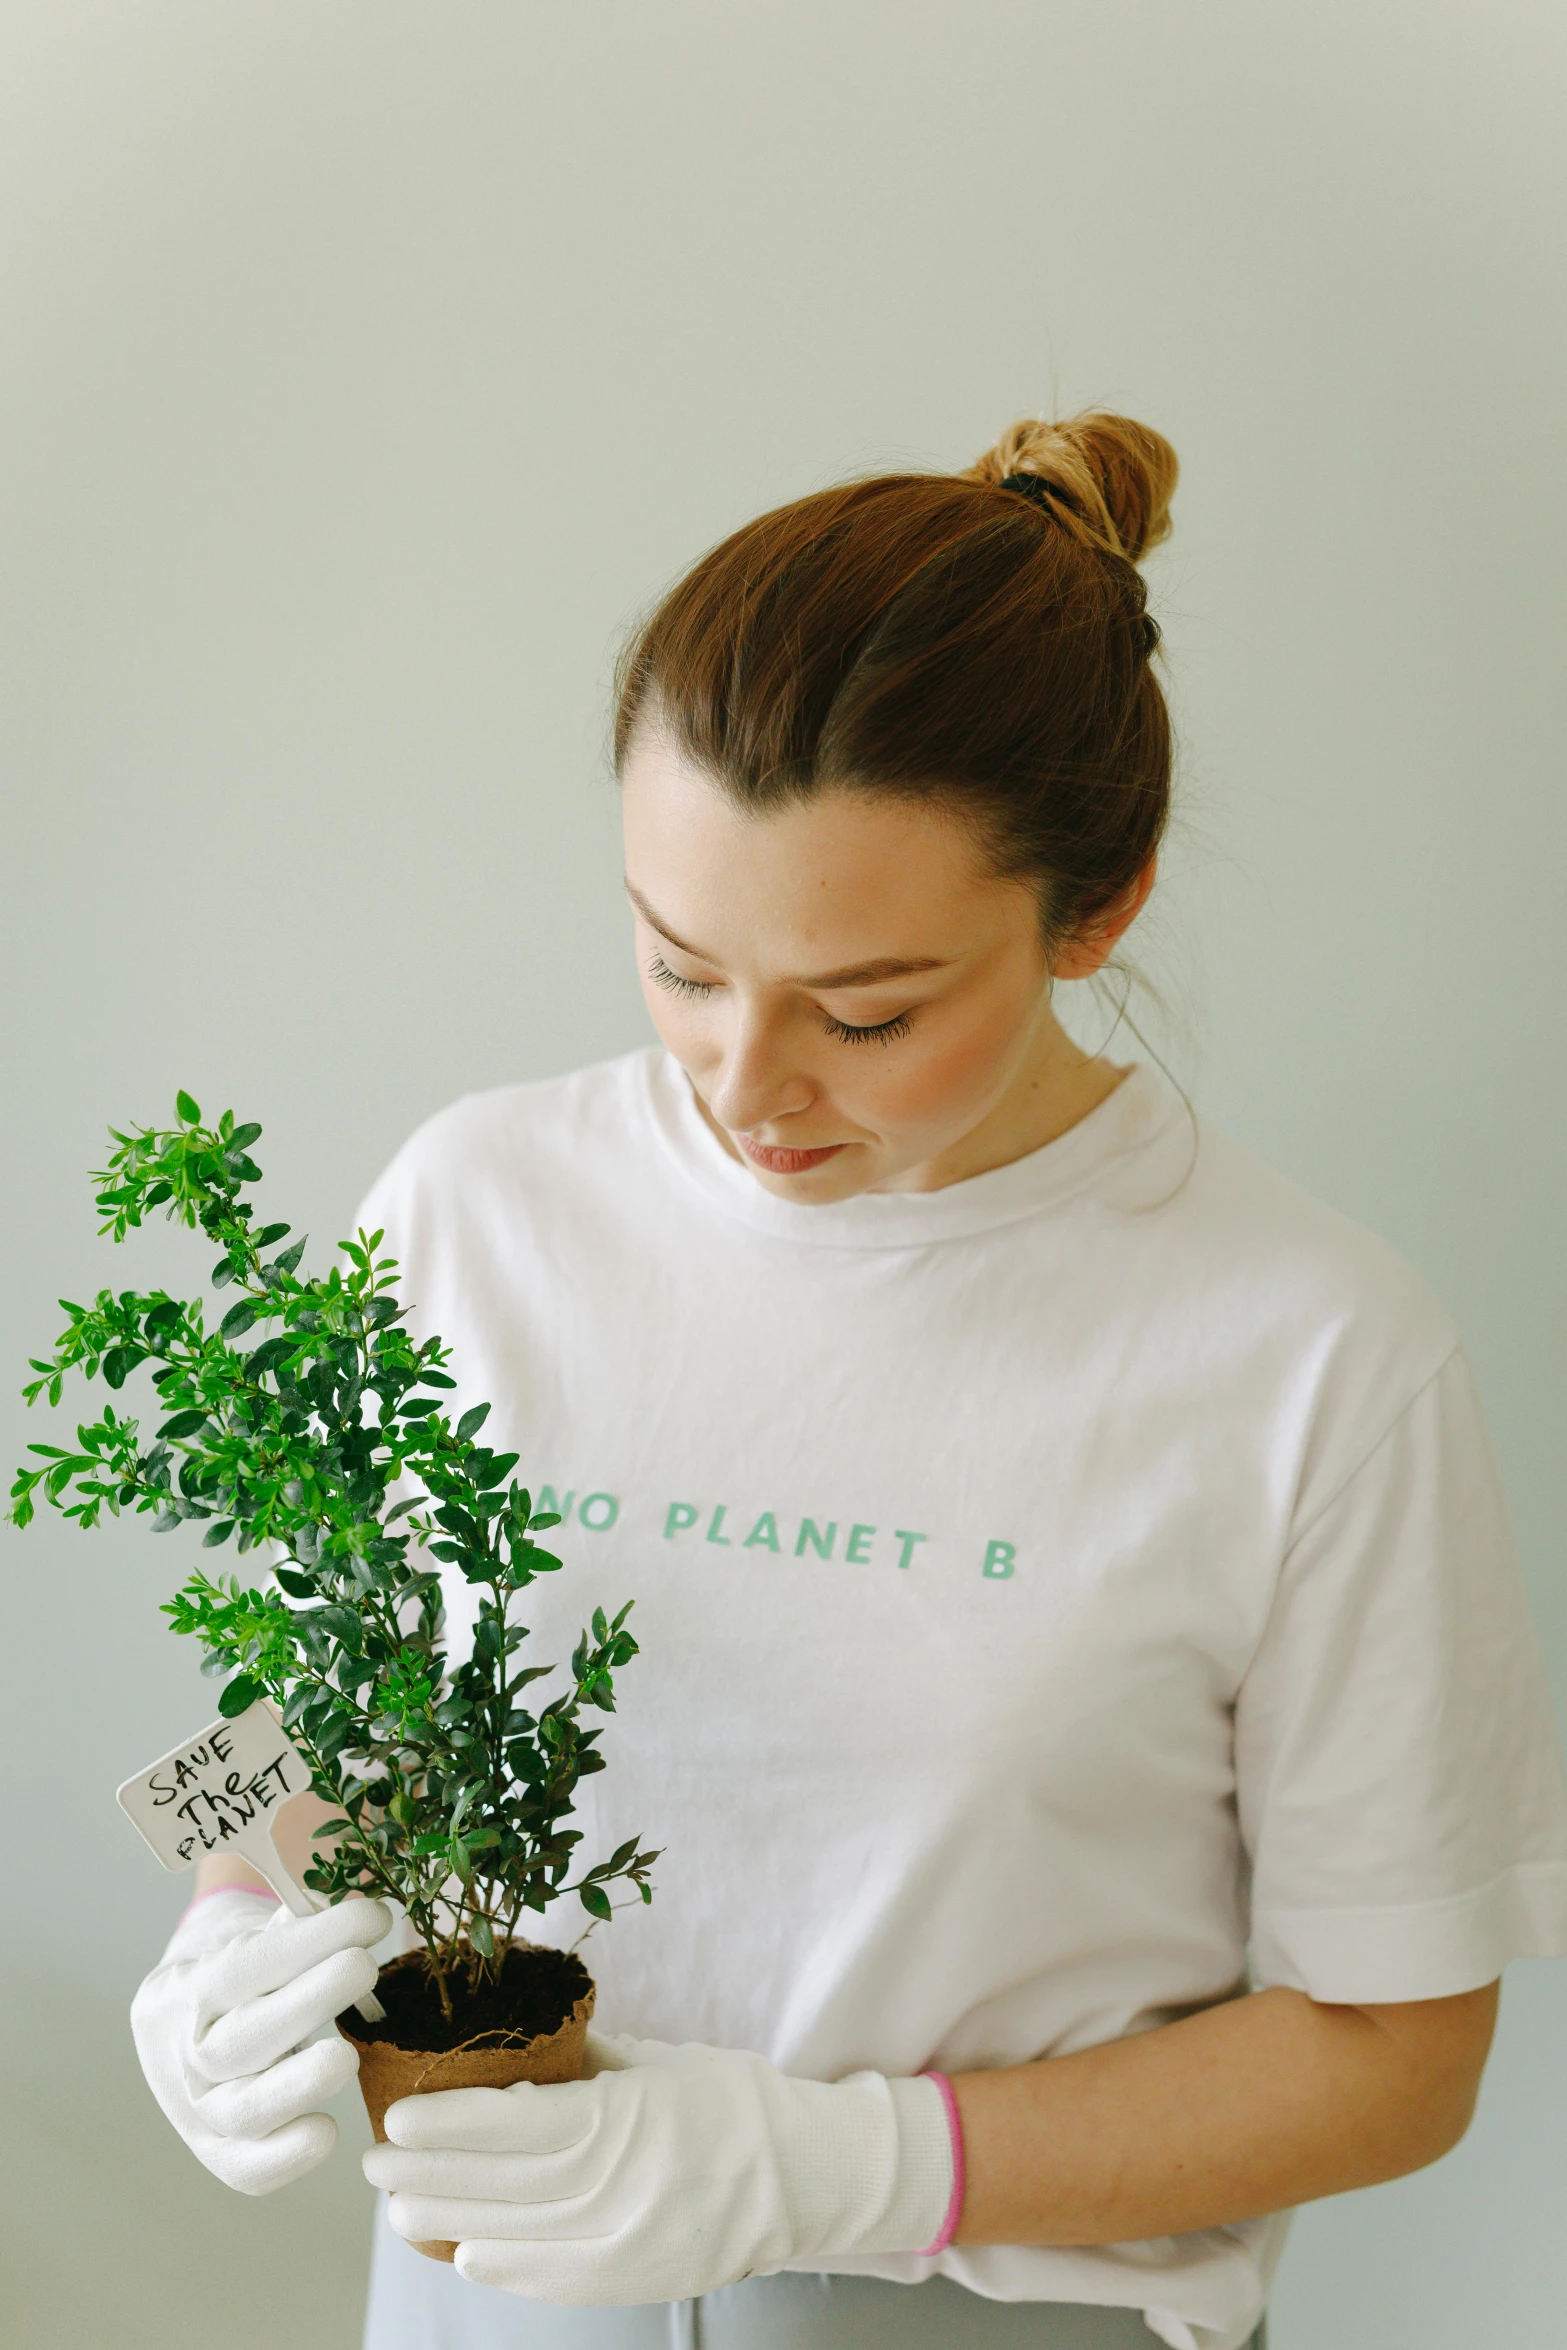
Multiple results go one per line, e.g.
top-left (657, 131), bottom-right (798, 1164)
top-left (794, 953), bottom-right (950, 986)
top-left (625, 881), bottom-right (949, 988)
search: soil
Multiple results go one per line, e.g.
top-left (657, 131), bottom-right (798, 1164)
top-left (338, 1940), bottom-right (593, 2055)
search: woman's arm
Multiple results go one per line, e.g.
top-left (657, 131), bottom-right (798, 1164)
top-left (952, 1980), bottom-right (1499, 2245)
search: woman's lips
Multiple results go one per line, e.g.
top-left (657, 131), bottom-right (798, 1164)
top-left (735, 1135), bottom-right (847, 1175)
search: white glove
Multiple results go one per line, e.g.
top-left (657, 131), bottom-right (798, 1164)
top-left (362, 2029), bottom-right (960, 2304)
top-left (130, 1888), bottom-right (391, 2195)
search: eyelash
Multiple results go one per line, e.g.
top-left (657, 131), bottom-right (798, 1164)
top-left (647, 955), bottom-right (914, 1046)
top-left (823, 1011), bottom-right (914, 1047)
top-left (647, 957), bottom-right (713, 1004)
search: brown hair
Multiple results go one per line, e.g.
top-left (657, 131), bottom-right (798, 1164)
top-left (613, 411), bottom-right (1178, 950)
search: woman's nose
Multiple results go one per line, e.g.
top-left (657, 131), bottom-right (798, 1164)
top-left (704, 1010), bottom-right (815, 1133)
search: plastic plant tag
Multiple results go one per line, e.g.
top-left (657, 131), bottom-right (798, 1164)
top-left (117, 1699), bottom-right (386, 2018)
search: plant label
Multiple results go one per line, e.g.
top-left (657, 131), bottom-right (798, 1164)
top-left (117, 1701), bottom-right (388, 2020)
top-left (116, 1700), bottom-right (322, 1914)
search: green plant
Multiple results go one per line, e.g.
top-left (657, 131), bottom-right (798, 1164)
top-left (9, 1094), bottom-right (657, 2019)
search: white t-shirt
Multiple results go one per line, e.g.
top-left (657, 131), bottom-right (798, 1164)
top-left (357, 1049), bottom-right (1567, 2350)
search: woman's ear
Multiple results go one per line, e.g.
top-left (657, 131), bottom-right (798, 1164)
top-left (1052, 858), bottom-right (1157, 982)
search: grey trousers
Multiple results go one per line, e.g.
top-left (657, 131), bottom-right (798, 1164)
top-left (364, 2200), bottom-right (1266, 2350)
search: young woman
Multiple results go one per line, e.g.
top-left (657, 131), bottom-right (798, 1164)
top-left (132, 414), bottom-right (1567, 2350)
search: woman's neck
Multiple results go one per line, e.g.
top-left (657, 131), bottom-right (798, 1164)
top-left (875, 1002), bottom-right (1129, 1194)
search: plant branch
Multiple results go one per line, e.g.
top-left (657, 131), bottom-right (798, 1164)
top-left (9, 1095), bottom-right (656, 2003)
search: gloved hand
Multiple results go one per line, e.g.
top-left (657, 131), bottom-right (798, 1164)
top-left (363, 2029), bottom-right (961, 2304)
top-left (131, 1887), bottom-right (391, 2195)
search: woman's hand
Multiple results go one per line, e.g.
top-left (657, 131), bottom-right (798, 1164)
top-left (362, 2031), bottom-right (956, 2304)
top-left (131, 1888), bottom-right (390, 2195)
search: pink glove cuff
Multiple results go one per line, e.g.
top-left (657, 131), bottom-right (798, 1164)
top-left (916, 2071), bottom-right (966, 2255)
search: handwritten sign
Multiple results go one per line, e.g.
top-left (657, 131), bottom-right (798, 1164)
top-left (116, 1700), bottom-right (321, 1913)
top-left (117, 1700), bottom-right (387, 2019)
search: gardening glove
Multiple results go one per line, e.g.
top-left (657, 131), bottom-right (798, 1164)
top-left (363, 2029), bottom-right (961, 2304)
top-left (131, 1887), bottom-right (391, 2195)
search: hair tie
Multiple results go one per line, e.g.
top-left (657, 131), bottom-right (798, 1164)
top-left (1000, 471), bottom-right (1071, 516)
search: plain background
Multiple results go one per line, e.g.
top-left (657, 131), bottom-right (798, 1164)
top-left (2, 5), bottom-right (1563, 2344)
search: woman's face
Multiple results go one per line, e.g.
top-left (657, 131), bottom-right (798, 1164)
top-left (621, 728), bottom-right (1134, 1201)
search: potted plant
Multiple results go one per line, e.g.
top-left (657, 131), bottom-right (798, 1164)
top-left (9, 1093), bottom-right (658, 2255)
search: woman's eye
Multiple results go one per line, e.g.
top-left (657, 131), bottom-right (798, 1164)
top-left (648, 954), bottom-right (717, 1002)
top-left (824, 1011), bottom-right (914, 1046)
top-left (648, 952), bottom-right (911, 1043)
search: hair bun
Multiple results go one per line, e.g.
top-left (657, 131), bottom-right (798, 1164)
top-left (967, 410), bottom-right (1177, 563)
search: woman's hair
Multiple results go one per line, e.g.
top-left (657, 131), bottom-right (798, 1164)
top-left (613, 411), bottom-right (1177, 950)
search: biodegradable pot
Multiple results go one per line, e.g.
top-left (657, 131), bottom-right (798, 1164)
top-left (339, 1942), bottom-right (595, 2264)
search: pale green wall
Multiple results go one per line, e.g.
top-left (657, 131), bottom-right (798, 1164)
top-left (3, 6), bottom-right (1564, 2344)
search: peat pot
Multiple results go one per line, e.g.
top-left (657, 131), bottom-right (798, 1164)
top-left (338, 1941), bottom-right (595, 2263)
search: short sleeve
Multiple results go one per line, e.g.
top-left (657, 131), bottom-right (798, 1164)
top-left (1237, 1347), bottom-right (1567, 2001)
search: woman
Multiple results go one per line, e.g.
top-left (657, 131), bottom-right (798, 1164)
top-left (132, 413), bottom-right (1567, 2350)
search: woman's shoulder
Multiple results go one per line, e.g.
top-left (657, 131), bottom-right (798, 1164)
top-left (359, 1049), bottom-right (657, 1219)
top-left (1186, 1116), bottom-right (1445, 1306)
top-left (1097, 1068), bottom-right (1456, 1357)
top-left (1174, 1112), bottom-right (1462, 1450)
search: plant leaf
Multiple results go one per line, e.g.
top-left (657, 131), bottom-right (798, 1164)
top-left (158, 1410), bottom-right (209, 1439)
